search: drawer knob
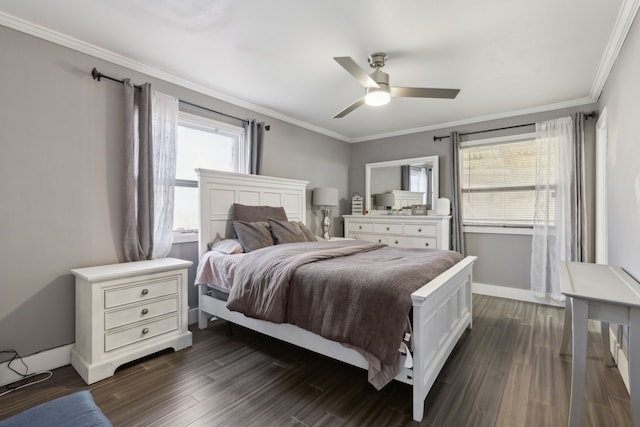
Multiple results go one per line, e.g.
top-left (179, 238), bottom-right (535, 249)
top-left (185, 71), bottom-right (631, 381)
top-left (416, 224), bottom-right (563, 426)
top-left (378, 239), bottom-right (382, 243)
top-left (141, 327), bottom-right (149, 335)
top-left (386, 227), bottom-right (390, 231)
top-left (395, 240), bottom-right (399, 244)
top-left (425, 242), bottom-right (429, 247)
top-left (418, 228), bottom-right (422, 232)
top-left (141, 288), bottom-right (149, 296)
top-left (359, 225), bottom-right (362, 230)
top-left (141, 308), bottom-right (149, 315)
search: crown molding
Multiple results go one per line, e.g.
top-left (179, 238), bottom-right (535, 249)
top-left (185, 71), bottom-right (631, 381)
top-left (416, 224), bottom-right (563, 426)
top-left (590, 0), bottom-right (640, 100)
top-left (2, 1), bottom-right (638, 145)
top-left (0, 11), bottom-right (351, 143)
top-left (349, 97), bottom-right (595, 143)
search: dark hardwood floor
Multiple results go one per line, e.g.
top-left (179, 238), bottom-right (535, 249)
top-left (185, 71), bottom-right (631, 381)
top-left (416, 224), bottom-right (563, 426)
top-left (0, 295), bottom-right (632, 426)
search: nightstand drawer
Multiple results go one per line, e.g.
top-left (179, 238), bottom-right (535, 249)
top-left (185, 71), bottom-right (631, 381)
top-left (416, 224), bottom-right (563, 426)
top-left (104, 297), bottom-right (178, 330)
top-left (374, 223), bottom-right (403, 234)
top-left (404, 224), bottom-right (437, 237)
top-left (105, 315), bottom-right (179, 352)
top-left (348, 222), bottom-right (374, 233)
top-left (104, 278), bottom-right (178, 308)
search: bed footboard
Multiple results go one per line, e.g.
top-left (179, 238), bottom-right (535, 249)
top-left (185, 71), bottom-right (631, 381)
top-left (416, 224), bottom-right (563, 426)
top-left (410, 255), bottom-right (475, 421)
top-left (197, 255), bottom-right (475, 423)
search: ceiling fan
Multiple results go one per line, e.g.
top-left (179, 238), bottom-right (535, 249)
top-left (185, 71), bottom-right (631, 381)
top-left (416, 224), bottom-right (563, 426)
top-left (333, 52), bottom-right (460, 118)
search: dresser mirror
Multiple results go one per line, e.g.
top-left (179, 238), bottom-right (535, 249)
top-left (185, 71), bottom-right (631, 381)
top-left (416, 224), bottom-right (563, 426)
top-left (365, 155), bottom-right (439, 214)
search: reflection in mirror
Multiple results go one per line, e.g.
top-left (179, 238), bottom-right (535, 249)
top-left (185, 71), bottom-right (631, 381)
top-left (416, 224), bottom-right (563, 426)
top-left (365, 156), bottom-right (439, 214)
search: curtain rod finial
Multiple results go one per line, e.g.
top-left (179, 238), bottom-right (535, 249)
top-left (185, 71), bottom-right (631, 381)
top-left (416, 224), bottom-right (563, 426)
top-left (91, 68), bottom-right (101, 81)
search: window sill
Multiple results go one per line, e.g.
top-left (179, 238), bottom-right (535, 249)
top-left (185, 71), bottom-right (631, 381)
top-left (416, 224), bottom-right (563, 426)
top-left (463, 225), bottom-right (533, 236)
top-left (173, 231), bottom-right (198, 244)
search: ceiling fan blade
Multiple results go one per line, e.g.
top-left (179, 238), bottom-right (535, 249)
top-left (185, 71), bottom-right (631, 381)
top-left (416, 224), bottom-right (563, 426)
top-left (333, 97), bottom-right (365, 119)
top-left (334, 57), bottom-right (379, 89)
top-left (391, 87), bottom-right (460, 99)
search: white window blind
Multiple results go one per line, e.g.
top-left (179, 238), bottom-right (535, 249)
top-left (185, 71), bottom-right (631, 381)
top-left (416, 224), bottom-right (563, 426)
top-left (173, 112), bottom-right (246, 232)
top-left (460, 134), bottom-right (556, 227)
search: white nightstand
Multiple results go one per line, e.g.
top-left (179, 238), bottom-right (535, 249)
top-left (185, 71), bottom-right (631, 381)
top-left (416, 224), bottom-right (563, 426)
top-left (70, 257), bottom-right (193, 384)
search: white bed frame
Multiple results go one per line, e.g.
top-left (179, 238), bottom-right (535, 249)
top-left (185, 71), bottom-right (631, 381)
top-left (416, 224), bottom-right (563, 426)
top-left (195, 169), bottom-right (475, 422)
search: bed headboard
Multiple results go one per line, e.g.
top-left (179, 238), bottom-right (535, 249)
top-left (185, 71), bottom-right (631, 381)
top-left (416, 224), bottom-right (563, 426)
top-left (196, 169), bottom-right (309, 257)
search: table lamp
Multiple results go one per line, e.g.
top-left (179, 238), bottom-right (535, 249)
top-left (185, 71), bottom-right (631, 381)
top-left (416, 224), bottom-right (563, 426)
top-left (312, 187), bottom-right (338, 239)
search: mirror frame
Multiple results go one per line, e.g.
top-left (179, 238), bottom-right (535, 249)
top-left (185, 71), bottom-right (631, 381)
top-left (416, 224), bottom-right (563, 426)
top-left (365, 155), bottom-right (439, 213)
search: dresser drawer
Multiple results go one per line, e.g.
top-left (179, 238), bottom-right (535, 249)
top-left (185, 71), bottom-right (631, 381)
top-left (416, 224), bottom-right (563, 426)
top-left (104, 297), bottom-right (178, 330)
top-left (351, 233), bottom-right (386, 244)
top-left (348, 222), bottom-right (374, 233)
top-left (105, 315), bottom-right (179, 352)
top-left (374, 223), bottom-right (403, 234)
top-left (397, 236), bottom-right (438, 249)
top-left (404, 224), bottom-right (437, 237)
top-left (104, 277), bottom-right (178, 309)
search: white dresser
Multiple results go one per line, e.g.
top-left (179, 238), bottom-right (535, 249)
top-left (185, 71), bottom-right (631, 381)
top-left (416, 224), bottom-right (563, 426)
top-left (70, 257), bottom-right (193, 384)
top-left (343, 215), bottom-right (451, 250)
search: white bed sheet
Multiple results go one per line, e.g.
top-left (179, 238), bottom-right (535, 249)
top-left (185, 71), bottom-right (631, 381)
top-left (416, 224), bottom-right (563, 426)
top-left (195, 251), bottom-right (246, 290)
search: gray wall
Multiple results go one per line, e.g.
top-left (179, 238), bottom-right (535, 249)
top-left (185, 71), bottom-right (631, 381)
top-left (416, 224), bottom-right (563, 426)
top-left (598, 12), bottom-right (640, 361)
top-left (349, 105), bottom-right (597, 290)
top-left (0, 26), bottom-right (349, 358)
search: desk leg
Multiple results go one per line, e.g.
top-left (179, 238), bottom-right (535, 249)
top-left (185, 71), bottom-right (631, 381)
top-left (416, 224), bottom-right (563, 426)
top-left (600, 321), bottom-right (616, 367)
top-left (630, 308), bottom-right (640, 427)
top-left (560, 297), bottom-right (573, 355)
top-left (568, 298), bottom-right (588, 427)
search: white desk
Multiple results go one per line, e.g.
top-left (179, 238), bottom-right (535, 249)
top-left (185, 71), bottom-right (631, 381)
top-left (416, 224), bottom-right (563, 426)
top-left (559, 261), bottom-right (640, 427)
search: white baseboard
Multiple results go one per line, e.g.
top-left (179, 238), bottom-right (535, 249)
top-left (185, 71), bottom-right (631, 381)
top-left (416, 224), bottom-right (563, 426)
top-left (188, 307), bottom-right (199, 325)
top-left (3, 299), bottom-right (624, 394)
top-left (1, 310), bottom-right (201, 389)
top-left (0, 344), bottom-right (73, 388)
top-left (609, 325), bottom-right (630, 393)
top-left (472, 282), bottom-right (564, 307)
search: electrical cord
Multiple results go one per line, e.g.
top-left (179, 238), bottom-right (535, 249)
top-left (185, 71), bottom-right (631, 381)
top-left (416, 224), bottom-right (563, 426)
top-left (0, 350), bottom-right (53, 397)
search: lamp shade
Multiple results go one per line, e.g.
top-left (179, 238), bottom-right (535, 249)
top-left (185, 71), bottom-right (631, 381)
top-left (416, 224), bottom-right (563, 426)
top-left (312, 187), bottom-right (338, 207)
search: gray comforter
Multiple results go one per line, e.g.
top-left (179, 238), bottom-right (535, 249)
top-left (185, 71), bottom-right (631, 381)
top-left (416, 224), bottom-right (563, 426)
top-left (226, 240), bottom-right (463, 388)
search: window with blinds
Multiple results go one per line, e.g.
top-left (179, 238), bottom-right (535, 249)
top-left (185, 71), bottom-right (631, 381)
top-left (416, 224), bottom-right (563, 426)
top-left (460, 134), bottom-right (556, 227)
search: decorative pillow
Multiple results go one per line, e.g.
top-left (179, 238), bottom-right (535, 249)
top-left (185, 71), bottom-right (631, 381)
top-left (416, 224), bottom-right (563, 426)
top-left (232, 203), bottom-right (288, 223)
top-left (268, 218), bottom-right (318, 244)
top-left (207, 239), bottom-right (244, 254)
top-left (232, 221), bottom-right (274, 252)
top-left (295, 221), bottom-right (318, 242)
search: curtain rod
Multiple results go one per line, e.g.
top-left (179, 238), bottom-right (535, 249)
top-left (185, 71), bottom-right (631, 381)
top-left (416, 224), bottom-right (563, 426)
top-left (91, 68), bottom-right (270, 130)
top-left (432, 110), bottom-right (596, 142)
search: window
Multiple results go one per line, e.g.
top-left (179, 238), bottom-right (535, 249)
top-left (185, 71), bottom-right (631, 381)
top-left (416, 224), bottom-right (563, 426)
top-left (173, 112), bottom-right (246, 233)
top-left (460, 132), bottom-right (555, 228)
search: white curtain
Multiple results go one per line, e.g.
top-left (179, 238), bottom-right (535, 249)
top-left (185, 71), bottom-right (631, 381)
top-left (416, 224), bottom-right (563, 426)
top-left (123, 81), bottom-right (178, 261)
top-left (150, 91), bottom-right (178, 258)
top-left (530, 116), bottom-right (574, 299)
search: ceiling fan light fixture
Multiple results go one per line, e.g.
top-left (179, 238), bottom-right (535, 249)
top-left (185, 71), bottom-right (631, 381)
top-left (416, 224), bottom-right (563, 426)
top-left (364, 87), bottom-right (391, 106)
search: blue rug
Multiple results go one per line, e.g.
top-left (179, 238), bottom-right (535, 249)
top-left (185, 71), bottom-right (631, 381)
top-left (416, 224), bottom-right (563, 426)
top-left (0, 391), bottom-right (112, 427)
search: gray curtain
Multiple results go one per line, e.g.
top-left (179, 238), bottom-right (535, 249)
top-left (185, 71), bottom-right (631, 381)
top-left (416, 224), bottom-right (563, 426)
top-left (123, 80), bottom-right (178, 261)
top-left (246, 119), bottom-right (265, 175)
top-left (450, 131), bottom-right (465, 254)
top-left (573, 112), bottom-right (588, 262)
top-left (400, 165), bottom-right (410, 190)
top-left (124, 80), bottom-right (154, 261)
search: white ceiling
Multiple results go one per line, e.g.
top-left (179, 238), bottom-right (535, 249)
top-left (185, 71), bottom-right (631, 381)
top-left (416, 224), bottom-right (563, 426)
top-left (0, 0), bottom-right (637, 142)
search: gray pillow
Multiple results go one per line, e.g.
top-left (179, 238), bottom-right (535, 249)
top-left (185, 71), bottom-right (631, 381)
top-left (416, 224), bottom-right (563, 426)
top-left (232, 203), bottom-right (288, 223)
top-left (232, 221), bottom-right (274, 252)
top-left (268, 218), bottom-right (311, 244)
top-left (295, 221), bottom-right (318, 242)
